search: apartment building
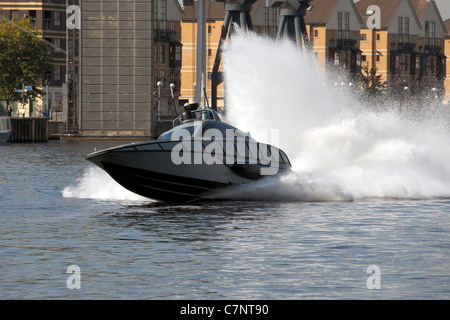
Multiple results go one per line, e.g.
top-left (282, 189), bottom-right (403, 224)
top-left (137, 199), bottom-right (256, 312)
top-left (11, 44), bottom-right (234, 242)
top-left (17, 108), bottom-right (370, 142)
top-left (305, 0), bottom-right (364, 82)
top-left (355, 0), bottom-right (447, 98)
top-left (153, 0), bottom-right (183, 118)
top-left (0, 0), bottom-right (66, 118)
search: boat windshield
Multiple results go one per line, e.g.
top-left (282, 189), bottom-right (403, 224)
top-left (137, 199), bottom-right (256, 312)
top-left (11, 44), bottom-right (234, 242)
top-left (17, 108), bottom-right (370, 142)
top-left (159, 124), bottom-right (197, 140)
top-left (158, 120), bottom-right (251, 142)
top-left (172, 108), bottom-right (222, 127)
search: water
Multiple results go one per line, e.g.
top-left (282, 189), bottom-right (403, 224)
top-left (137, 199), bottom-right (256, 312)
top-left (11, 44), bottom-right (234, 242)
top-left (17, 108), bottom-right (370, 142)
top-left (2, 32), bottom-right (450, 300)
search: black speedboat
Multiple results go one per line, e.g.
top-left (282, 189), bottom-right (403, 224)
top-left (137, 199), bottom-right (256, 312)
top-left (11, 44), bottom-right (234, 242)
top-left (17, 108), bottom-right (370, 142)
top-left (86, 103), bottom-right (291, 202)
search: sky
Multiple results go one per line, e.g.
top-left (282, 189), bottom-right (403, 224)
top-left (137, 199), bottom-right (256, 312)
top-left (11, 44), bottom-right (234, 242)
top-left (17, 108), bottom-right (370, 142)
top-left (434, 0), bottom-right (450, 21)
top-left (352, 0), bottom-right (450, 21)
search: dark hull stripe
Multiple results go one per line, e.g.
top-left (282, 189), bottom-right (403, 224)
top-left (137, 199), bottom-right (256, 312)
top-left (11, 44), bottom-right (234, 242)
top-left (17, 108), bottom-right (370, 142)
top-left (101, 162), bottom-right (229, 203)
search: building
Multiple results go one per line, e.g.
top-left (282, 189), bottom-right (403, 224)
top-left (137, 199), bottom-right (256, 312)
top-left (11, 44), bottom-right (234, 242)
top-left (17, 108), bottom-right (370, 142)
top-left (305, 0), bottom-right (364, 82)
top-left (80, 0), bottom-right (182, 137)
top-left (355, 0), bottom-right (447, 100)
top-left (153, 0), bottom-right (183, 118)
top-left (80, 0), bottom-right (153, 136)
top-left (445, 19), bottom-right (450, 105)
top-left (410, 0), bottom-right (447, 98)
top-left (0, 0), bottom-right (66, 118)
top-left (180, 0), bottom-right (227, 109)
top-left (179, 0), bottom-right (365, 109)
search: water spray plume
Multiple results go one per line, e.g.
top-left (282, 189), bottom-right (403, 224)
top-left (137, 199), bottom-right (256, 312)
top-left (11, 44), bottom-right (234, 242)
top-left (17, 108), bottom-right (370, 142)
top-left (219, 30), bottom-right (450, 201)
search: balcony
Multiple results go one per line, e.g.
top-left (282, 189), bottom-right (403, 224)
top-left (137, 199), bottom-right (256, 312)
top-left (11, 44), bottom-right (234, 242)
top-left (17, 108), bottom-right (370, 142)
top-left (154, 29), bottom-right (175, 42)
top-left (336, 38), bottom-right (356, 50)
top-left (424, 45), bottom-right (442, 54)
top-left (395, 42), bottom-right (415, 53)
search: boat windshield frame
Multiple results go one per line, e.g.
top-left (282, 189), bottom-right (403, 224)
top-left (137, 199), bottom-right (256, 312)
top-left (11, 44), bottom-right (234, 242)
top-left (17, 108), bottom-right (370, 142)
top-left (172, 108), bottom-right (222, 128)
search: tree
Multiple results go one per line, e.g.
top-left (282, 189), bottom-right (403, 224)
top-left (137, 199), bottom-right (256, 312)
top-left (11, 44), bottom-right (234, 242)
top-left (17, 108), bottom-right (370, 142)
top-left (0, 17), bottom-right (53, 110)
top-left (360, 64), bottom-right (386, 96)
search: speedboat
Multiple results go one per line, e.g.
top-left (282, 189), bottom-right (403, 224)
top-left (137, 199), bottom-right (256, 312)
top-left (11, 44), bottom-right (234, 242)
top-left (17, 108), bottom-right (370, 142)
top-left (86, 103), bottom-right (291, 203)
top-left (0, 116), bottom-right (12, 145)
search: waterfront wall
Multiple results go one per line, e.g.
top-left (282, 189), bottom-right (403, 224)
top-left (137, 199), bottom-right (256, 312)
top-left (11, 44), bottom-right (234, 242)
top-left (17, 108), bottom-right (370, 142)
top-left (8, 118), bottom-right (48, 143)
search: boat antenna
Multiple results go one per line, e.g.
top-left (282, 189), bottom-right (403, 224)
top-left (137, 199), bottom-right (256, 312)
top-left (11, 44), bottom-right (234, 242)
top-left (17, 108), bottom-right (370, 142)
top-left (203, 87), bottom-right (210, 108)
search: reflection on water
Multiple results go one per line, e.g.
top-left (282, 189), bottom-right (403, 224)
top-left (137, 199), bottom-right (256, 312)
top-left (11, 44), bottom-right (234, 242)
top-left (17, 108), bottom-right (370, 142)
top-left (2, 140), bottom-right (450, 299)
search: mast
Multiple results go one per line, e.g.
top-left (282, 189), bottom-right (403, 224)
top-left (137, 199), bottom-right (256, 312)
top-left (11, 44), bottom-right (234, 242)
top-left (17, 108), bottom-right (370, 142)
top-left (196, 0), bottom-right (207, 107)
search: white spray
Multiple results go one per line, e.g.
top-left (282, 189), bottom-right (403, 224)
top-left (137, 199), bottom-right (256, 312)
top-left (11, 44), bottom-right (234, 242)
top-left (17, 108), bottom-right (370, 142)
top-left (217, 30), bottom-right (450, 201)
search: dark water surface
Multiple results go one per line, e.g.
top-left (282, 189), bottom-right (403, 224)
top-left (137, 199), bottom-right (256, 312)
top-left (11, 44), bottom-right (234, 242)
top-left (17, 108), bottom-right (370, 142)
top-left (1, 140), bottom-right (450, 299)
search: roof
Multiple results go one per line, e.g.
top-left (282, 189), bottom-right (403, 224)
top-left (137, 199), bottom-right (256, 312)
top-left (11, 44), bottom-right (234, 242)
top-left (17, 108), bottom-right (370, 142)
top-left (304, 0), bottom-right (340, 25)
top-left (445, 19), bottom-right (450, 36)
top-left (410, 0), bottom-right (448, 34)
top-left (355, 0), bottom-right (403, 29)
top-left (182, 0), bottom-right (226, 21)
top-left (409, 0), bottom-right (431, 21)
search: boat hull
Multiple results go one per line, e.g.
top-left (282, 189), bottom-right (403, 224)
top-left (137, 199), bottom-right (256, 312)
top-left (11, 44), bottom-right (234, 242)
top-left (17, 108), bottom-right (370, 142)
top-left (86, 138), bottom-right (291, 203)
top-left (86, 142), bottom-right (258, 202)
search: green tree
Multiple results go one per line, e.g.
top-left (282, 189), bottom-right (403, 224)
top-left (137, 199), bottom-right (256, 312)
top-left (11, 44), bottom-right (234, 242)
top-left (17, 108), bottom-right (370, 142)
top-left (0, 17), bottom-right (53, 109)
top-left (360, 64), bottom-right (386, 96)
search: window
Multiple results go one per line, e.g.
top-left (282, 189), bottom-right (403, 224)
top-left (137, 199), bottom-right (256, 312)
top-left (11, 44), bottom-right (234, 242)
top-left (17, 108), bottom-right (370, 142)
top-left (44, 11), bottom-right (52, 29)
top-left (334, 52), bottom-right (341, 66)
top-left (271, 8), bottom-right (277, 32)
top-left (314, 29), bottom-right (318, 38)
top-left (174, 45), bottom-right (181, 62)
top-left (377, 54), bottom-right (381, 62)
top-left (53, 38), bottom-right (61, 53)
top-left (398, 17), bottom-right (403, 42)
top-left (208, 25), bottom-right (212, 34)
top-left (344, 12), bottom-right (350, 39)
top-left (154, 69), bottom-right (159, 87)
top-left (160, 69), bottom-right (165, 87)
top-left (54, 11), bottom-right (61, 26)
top-left (161, 0), bottom-right (167, 30)
top-left (343, 52), bottom-right (348, 68)
top-left (404, 17), bottom-right (409, 40)
top-left (264, 7), bottom-right (269, 35)
top-left (425, 21), bottom-right (429, 45)
top-left (159, 45), bottom-right (165, 63)
top-left (54, 66), bottom-right (61, 81)
top-left (337, 12), bottom-right (342, 39)
top-left (431, 21), bottom-right (436, 46)
top-left (10, 10), bottom-right (19, 21)
top-left (376, 33), bottom-right (381, 41)
top-left (361, 33), bottom-right (367, 41)
top-left (208, 48), bottom-right (212, 57)
top-left (29, 10), bottom-right (36, 25)
top-left (153, 0), bottom-right (159, 30)
top-left (356, 52), bottom-right (362, 67)
top-left (361, 55), bottom-right (367, 62)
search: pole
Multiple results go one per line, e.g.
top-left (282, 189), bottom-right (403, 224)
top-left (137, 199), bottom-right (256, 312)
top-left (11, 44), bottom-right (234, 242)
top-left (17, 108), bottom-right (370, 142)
top-left (21, 78), bottom-right (25, 116)
top-left (196, 0), bottom-right (206, 108)
top-left (169, 83), bottom-right (177, 116)
top-left (157, 81), bottom-right (161, 119)
top-left (45, 81), bottom-right (49, 117)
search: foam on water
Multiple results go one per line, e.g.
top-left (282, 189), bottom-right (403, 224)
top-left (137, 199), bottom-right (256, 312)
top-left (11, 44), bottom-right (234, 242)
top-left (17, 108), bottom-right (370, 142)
top-left (216, 30), bottom-right (450, 201)
top-left (64, 30), bottom-right (450, 203)
top-left (62, 166), bottom-right (148, 201)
